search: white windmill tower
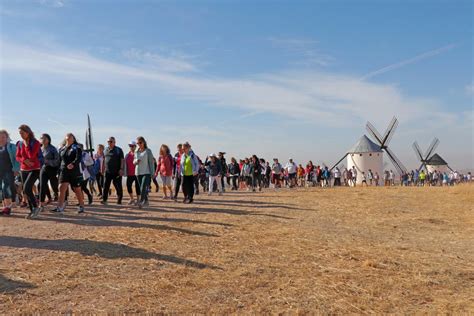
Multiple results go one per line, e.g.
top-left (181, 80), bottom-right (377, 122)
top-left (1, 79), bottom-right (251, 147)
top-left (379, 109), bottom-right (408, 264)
top-left (413, 138), bottom-right (452, 173)
top-left (330, 117), bottom-right (407, 183)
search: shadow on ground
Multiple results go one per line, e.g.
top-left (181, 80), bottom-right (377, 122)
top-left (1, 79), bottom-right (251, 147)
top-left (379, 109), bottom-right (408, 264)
top-left (0, 236), bottom-right (220, 270)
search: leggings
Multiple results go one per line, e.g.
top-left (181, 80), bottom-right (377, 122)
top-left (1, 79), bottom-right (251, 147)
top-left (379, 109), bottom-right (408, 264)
top-left (81, 179), bottom-right (92, 198)
top-left (182, 175), bottom-right (195, 200)
top-left (252, 174), bottom-right (261, 189)
top-left (137, 174), bottom-right (151, 203)
top-left (231, 176), bottom-right (238, 190)
top-left (39, 166), bottom-right (59, 202)
top-left (20, 170), bottom-right (40, 210)
top-left (96, 172), bottom-right (104, 196)
top-left (174, 175), bottom-right (182, 198)
top-left (126, 175), bottom-right (140, 196)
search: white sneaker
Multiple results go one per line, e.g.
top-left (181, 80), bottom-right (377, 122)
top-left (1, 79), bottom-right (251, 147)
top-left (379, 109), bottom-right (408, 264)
top-left (127, 199), bottom-right (135, 205)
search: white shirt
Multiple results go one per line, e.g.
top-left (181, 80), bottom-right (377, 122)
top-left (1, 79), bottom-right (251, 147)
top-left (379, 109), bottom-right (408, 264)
top-left (135, 149), bottom-right (150, 176)
top-left (285, 162), bottom-right (297, 174)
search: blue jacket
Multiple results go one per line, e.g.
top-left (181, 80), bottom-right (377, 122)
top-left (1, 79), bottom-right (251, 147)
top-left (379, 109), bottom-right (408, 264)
top-left (6, 142), bottom-right (20, 173)
top-left (180, 150), bottom-right (199, 176)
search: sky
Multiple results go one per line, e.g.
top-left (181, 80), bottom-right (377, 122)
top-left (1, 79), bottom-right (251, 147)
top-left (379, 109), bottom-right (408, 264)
top-left (1, 0), bottom-right (472, 171)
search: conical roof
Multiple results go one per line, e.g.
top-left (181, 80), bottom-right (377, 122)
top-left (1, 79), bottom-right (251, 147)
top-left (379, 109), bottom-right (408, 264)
top-left (426, 153), bottom-right (447, 166)
top-left (348, 135), bottom-right (383, 153)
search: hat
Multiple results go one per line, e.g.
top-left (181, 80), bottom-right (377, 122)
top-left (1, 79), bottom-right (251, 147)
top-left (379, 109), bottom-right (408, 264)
top-left (219, 152), bottom-right (226, 155)
top-left (129, 140), bottom-right (137, 146)
top-left (209, 153), bottom-right (217, 158)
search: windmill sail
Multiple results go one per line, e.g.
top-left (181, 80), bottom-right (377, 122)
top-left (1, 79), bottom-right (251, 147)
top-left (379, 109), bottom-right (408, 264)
top-left (85, 114), bottom-right (94, 156)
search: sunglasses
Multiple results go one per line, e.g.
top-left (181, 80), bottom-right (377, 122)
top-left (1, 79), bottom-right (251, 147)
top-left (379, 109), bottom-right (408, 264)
top-left (137, 142), bottom-right (143, 144)
top-left (107, 140), bottom-right (114, 143)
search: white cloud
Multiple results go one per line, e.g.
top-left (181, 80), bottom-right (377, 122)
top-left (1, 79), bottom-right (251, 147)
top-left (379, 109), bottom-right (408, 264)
top-left (0, 39), bottom-right (463, 131)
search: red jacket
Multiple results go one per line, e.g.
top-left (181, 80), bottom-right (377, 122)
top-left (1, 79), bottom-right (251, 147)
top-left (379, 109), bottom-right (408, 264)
top-left (16, 139), bottom-right (42, 171)
top-left (157, 154), bottom-right (173, 177)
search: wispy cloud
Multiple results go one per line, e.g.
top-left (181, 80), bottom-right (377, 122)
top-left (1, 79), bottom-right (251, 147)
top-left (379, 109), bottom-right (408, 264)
top-left (361, 43), bottom-right (457, 80)
top-left (123, 48), bottom-right (197, 73)
top-left (38, 0), bottom-right (66, 8)
top-left (0, 39), bottom-right (465, 131)
top-left (465, 83), bottom-right (474, 96)
top-left (268, 36), bottom-right (334, 67)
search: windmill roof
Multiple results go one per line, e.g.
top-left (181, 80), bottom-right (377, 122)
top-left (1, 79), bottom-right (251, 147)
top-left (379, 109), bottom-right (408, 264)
top-left (426, 153), bottom-right (448, 166)
top-left (348, 135), bottom-right (383, 153)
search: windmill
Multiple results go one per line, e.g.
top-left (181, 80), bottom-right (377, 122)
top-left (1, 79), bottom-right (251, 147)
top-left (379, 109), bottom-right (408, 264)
top-left (412, 137), bottom-right (439, 171)
top-left (412, 138), bottom-right (453, 172)
top-left (84, 114), bottom-right (94, 157)
top-left (365, 116), bottom-right (407, 175)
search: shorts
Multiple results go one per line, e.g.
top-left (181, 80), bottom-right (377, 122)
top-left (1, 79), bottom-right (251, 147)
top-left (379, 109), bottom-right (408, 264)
top-left (161, 175), bottom-right (172, 186)
top-left (59, 170), bottom-right (83, 188)
top-left (289, 173), bottom-right (297, 180)
top-left (272, 174), bottom-right (281, 182)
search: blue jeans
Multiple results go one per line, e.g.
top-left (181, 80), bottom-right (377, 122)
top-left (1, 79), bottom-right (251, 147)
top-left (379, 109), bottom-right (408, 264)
top-left (0, 171), bottom-right (14, 200)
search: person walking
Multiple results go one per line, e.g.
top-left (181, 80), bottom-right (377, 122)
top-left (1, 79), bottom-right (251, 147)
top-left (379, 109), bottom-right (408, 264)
top-left (101, 137), bottom-right (124, 205)
top-left (52, 133), bottom-right (85, 214)
top-left (0, 130), bottom-right (20, 216)
top-left (155, 144), bottom-right (173, 199)
top-left (206, 153), bottom-right (223, 195)
top-left (228, 157), bottom-right (240, 191)
top-left (124, 140), bottom-right (140, 205)
top-left (172, 144), bottom-right (183, 201)
top-left (39, 133), bottom-right (60, 207)
top-left (134, 137), bottom-right (155, 208)
top-left (180, 142), bottom-right (199, 203)
top-left (16, 125), bottom-right (42, 218)
top-left (333, 167), bottom-right (341, 186)
top-left (94, 144), bottom-right (105, 198)
top-left (250, 155), bottom-right (262, 192)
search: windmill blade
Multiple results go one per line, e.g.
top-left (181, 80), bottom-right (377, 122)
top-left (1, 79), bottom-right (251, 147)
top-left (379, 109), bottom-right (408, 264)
top-left (385, 147), bottom-right (407, 174)
top-left (424, 137), bottom-right (439, 160)
top-left (381, 117), bottom-right (398, 147)
top-left (418, 162), bottom-right (425, 171)
top-left (330, 153), bottom-right (348, 171)
top-left (412, 141), bottom-right (424, 161)
top-left (86, 114), bottom-right (94, 156)
top-left (366, 121), bottom-right (383, 145)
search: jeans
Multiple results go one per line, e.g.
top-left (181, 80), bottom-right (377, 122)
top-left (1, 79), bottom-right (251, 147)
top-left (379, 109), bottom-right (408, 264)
top-left (39, 166), bottom-right (59, 202)
top-left (20, 170), bottom-right (40, 210)
top-left (103, 172), bottom-right (123, 203)
top-left (252, 173), bottom-right (261, 190)
top-left (209, 175), bottom-right (222, 193)
top-left (137, 174), bottom-right (151, 203)
top-left (0, 171), bottom-right (14, 200)
top-left (182, 175), bottom-right (195, 201)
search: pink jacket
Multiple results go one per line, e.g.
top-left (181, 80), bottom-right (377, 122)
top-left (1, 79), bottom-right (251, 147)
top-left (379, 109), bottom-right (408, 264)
top-left (156, 154), bottom-right (173, 177)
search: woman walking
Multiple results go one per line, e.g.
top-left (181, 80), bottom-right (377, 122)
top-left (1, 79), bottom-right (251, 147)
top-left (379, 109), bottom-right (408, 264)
top-left (134, 137), bottom-right (155, 208)
top-left (94, 144), bottom-right (105, 197)
top-left (0, 130), bottom-right (20, 216)
top-left (52, 133), bottom-right (85, 214)
top-left (155, 144), bottom-right (173, 199)
top-left (228, 157), bottom-right (241, 191)
top-left (180, 142), bottom-right (199, 203)
top-left (39, 133), bottom-right (60, 207)
top-left (250, 155), bottom-right (262, 192)
top-left (16, 125), bottom-right (42, 219)
top-left (124, 140), bottom-right (140, 205)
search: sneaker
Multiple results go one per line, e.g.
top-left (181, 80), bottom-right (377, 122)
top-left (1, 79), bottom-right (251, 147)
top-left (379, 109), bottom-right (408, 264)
top-left (188, 199), bottom-right (194, 204)
top-left (100, 200), bottom-right (108, 205)
top-left (30, 207), bottom-right (42, 219)
top-left (1, 207), bottom-right (11, 216)
top-left (78, 206), bottom-right (85, 214)
top-left (25, 212), bottom-right (33, 219)
top-left (50, 206), bottom-right (65, 213)
top-left (218, 192), bottom-right (223, 196)
top-left (127, 199), bottom-right (136, 206)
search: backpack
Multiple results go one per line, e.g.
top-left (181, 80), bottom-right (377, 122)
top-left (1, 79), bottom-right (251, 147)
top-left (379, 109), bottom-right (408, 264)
top-left (18, 139), bottom-right (44, 166)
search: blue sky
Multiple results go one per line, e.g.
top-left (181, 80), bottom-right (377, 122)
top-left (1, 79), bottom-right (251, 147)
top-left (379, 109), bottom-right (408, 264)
top-left (1, 0), bottom-right (472, 170)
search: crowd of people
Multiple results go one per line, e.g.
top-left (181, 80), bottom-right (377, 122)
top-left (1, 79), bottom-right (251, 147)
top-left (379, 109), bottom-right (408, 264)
top-left (0, 125), bottom-right (472, 219)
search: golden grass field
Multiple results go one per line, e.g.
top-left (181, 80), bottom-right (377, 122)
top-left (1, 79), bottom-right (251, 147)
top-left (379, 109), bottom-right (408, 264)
top-left (1, 184), bottom-right (473, 314)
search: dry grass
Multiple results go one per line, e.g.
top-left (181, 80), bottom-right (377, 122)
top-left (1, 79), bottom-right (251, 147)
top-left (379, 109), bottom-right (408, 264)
top-left (1, 185), bottom-right (473, 314)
